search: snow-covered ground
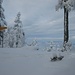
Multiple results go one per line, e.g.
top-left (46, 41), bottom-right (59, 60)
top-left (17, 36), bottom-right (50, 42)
top-left (0, 45), bottom-right (75, 75)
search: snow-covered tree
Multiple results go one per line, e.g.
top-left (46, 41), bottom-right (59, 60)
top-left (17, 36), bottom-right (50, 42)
top-left (3, 31), bottom-right (9, 47)
top-left (13, 12), bottom-right (25, 48)
top-left (0, 0), bottom-right (7, 47)
top-left (7, 27), bottom-right (15, 47)
top-left (56, 0), bottom-right (75, 43)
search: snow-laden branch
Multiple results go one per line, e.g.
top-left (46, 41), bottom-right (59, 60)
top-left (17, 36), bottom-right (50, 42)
top-left (56, 0), bottom-right (75, 11)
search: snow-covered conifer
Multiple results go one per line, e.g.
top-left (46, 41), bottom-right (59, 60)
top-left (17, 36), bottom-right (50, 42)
top-left (0, 0), bottom-right (7, 47)
top-left (13, 12), bottom-right (25, 48)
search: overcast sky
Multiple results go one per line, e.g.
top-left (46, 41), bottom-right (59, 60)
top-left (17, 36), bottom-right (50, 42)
top-left (2, 0), bottom-right (75, 40)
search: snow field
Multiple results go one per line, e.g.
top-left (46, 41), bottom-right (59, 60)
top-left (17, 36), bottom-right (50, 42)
top-left (0, 46), bottom-right (75, 75)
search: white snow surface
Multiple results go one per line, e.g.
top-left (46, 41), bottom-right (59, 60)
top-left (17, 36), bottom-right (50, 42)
top-left (0, 46), bottom-right (75, 75)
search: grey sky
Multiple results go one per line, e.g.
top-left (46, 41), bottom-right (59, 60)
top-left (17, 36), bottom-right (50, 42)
top-left (3, 0), bottom-right (75, 40)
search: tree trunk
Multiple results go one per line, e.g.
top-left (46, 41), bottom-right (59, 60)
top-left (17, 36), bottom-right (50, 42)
top-left (2, 32), bottom-right (3, 48)
top-left (64, 6), bottom-right (69, 43)
top-left (0, 31), bottom-right (3, 47)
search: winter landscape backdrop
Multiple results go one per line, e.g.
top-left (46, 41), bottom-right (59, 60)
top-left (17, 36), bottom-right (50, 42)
top-left (0, 0), bottom-right (75, 75)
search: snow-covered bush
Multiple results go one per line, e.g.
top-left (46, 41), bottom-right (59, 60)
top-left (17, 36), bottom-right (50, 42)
top-left (46, 41), bottom-right (56, 52)
top-left (60, 41), bottom-right (72, 52)
top-left (26, 39), bottom-right (39, 50)
top-left (46, 47), bottom-right (52, 52)
top-left (26, 39), bottom-right (37, 46)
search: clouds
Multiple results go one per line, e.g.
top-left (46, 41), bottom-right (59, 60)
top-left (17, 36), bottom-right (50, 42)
top-left (72, 36), bottom-right (75, 39)
top-left (3, 0), bottom-right (75, 40)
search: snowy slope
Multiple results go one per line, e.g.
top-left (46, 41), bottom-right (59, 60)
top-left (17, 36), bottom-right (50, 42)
top-left (0, 46), bottom-right (75, 75)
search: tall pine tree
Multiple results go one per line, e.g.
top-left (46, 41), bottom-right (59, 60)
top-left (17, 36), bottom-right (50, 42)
top-left (56, 0), bottom-right (75, 43)
top-left (13, 12), bottom-right (25, 48)
top-left (0, 0), bottom-right (7, 47)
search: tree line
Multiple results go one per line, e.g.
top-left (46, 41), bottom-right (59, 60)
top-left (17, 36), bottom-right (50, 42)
top-left (0, 0), bottom-right (25, 48)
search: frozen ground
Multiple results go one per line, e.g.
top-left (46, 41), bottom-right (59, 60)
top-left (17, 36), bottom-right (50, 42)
top-left (0, 45), bottom-right (75, 75)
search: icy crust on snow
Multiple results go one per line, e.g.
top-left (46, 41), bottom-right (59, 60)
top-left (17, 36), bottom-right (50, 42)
top-left (0, 46), bottom-right (75, 75)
